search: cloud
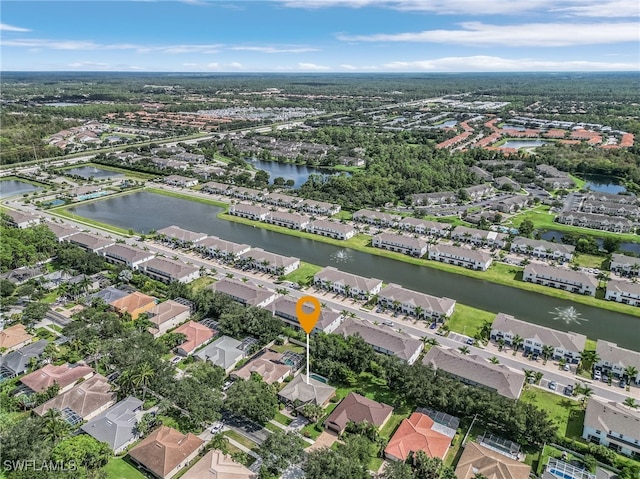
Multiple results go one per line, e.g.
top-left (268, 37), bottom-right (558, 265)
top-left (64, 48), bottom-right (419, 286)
top-left (297, 62), bottom-right (331, 70)
top-left (381, 55), bottom-right (639, 71)
top-left (339, 64), bottom-right (358, 70)
top-left (68, 61), bottom-right (109, 68)
top-left (230, 46), bottom-right (319, 53)
top-left (228, 62), bottom-right (244, 68)
top-left (337, 22), bottom-right (640, 46)
top-left (1, 38), bottom-right (223, 54)
top-left (279, 0), bottom-right (639, 16)
top-left (0, 23), bottom-right (31, 32)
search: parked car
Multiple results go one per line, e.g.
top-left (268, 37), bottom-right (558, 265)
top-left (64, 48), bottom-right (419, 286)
top-left (564, 385), bottom-right (573, 396)
top-left (532, 353), bottom-right (539, 361)
top-left (594, 370), bottom-right (602, 380)
top-left (222, 380), bottom-right (234, 392)
top-left (563, 363), bottom-right (571, 371)
top-left (210, 422), bottom-right (223, 434)
top-left (466, 338), bottom-right (474, 345)
top-left (619, 379), bottom-right (626, 389)
top-left (548, 381), bottom-right (557, 391)
top-left (383, 321), bottom-right (394, 326)
top-left (429, 322), bottom-right (437, 329)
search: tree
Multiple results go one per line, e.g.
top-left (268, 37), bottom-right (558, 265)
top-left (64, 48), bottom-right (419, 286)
top-left (300, 403), bottom-right (324, 423)
top-left (541, 345), bottom-right (555, 365)
top-left (624, 365), bottom-right (638, 383)
top-left (580, 350), bottom-right (600, 371)
top-left (623, 397), bottom-right (638, 409)
top-left (21, 302), bottom-right (50, 327)
top-left (518, 219), bottom-right (535, 237)
top-left (41, 409), bottom-right (71, 444)
top-left (304, 448), bottom-right (369, 479)
top-left (382, 460), bottom-right (414, 479)
top-left (135, 412), bottom-right (158, 436)
top-left (459, 346), bottom-right (470, 355)
top-left (51, 434), bottom-right (112, 470)
top-left (413, 452), bottom-right (457, 479)
top-left (511, 335), bottom-right (524, 354)
top-left (224, 380), bottom-right (278, 425)
top-left (132, 362), bottom-right (155, 402)
top-left (602, 237), bottom-right (621, 254)
top-left (258, 430), bottom-right (305, 476)
top-left (489, 356), bottom-right (500, 364)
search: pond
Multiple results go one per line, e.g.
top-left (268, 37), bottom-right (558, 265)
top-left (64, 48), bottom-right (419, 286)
top-left (540, 230), bottom-right (640, 254)
top-left (248, 158), bottom-right (346, 188)
top-left (62, 165), bottom-right (124, 179)
top-left (0, 179), bottom-right (41, 198)
top-left (499, 140), bottom-right (548, 150)
top-left (581, 174), bottom-right (627, 194)
top-left (66, 190), bottom-right (640, 350)
top-left (438, 120), bottom-right (457, 128)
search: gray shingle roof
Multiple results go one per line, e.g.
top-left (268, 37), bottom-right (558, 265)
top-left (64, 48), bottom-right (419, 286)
top-left (492, 313), bottom-right (586, 352)
top-left (195, 336), bottom-right (243, 370)
top-left (313, 266), bottom-right (382, 294)
top-left (511, 237), bottom-right (575, 254)
top-left (81, 396), bottom-right (143, 451)
top-left (596, 340), bottom-right (640, 370)
top-left (422, 347), bottom-right (525, 399)
top-left (584, 398), bottom-right (640, 441)
top-left (0, 340), bottom-right (48, 376)
top-left (278, 374), bottom-right (336, 406)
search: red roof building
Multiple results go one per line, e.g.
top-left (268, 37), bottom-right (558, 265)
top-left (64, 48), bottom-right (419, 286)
top-left (384, 412), bottom-right (452, 461)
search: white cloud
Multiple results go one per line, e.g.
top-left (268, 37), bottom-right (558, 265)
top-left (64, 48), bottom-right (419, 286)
top-left (337, 22), bottom-right (640, 46)
top-left (1, 38), bottom-right (222, 54)
top-left (297, 62), bottom-right (330, 70)
top-left (207, 62), bottom-right (220, 68)
top-left (382, 55), bottom-right (639, 71)
top-left (68, 61), bottom-right (110, 69)
top-left (339, 64), bottom-right (358, 70)
top-left (230, 46), bottom-right (319, 53)
top-left (279, 0), bottom-right (639, 16)
top-left (228, 62), bottom-right (244, 68)
top-left (0, 23), bottom-right (31, 32)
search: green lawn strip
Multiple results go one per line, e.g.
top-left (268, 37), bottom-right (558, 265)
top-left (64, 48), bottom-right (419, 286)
top-left (572, 254), bottom-right (607, 269)
top-left (189, 276), bottom-right (215, 293)
top-left (269, 343), bottom-right (305, 354)
top-left (145, 187), bottom-right (229, 208)
top-left (283, 261), bottom-right (322, 286)
top-left (224, 430), bottom-right (259, 450)
top-left (301, 422), bottom-right (324, 440)
top-left (103, 456), bottom-right (147, 479)
top-left (447, 304), bottom-right (496, 338)
top-left (379, 413), bottom-right (409, 440)
top-left (333, 210), bottom-right (354, 221)
top-left (265, 422), bottom-right (283, 433)
top-left (274, 411), bottom-right (293, 426)
top-left (520, 388), bottom-right (582, 438)
top-left (584, 339), bottom-right (597, 352)
top-left (570, 175), bottom-right (587, 189)
top-left (40, 290), bottom-right (59, 304)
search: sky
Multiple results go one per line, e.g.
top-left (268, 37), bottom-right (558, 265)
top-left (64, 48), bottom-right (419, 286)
top-left (1, 0), bottom-right (639, 72)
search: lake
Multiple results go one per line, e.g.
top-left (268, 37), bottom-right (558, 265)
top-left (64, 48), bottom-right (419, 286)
top-left (500, 140), bottom-right (548, 150)
top-left (581, 174), bottom-right (627, 194)
top-left (67, 190), bottom-right (640, 350)
top-left (249, 158), bottom-right (345, 188)
top-left (0, 179), bottom-right (41, 198)
top-left (62, 165), bottom-right (124, 179)
top-left (540, 230), bottom-right (640, 254)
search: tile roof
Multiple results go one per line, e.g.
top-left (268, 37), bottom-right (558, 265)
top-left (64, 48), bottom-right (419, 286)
top-left (195, 336), bottom-right (243, 370)
top-left (385, 412), bottom-right (452, 461)
top-left (422, 347), bottom-right (525, 400)
top-left (492, 313), bottom-right (586, 352)
top-left (172, 321), bottom-right (215, 354)
top-left (278, 374), bottom-right (336, 406)
top-left (128, 426), bottom-right (204, 479)
top-left (232, 350), bottom-right (291, 384)
top-left (325, 392), bottom-right (393, 433)
top-left (81, 396), bottom-right (144, 452)
top-left (148, 300), bottom-right (191, 329)
top-left (455, 442), bottom-right (531, 479)
top-left (182, 449), bottom-right (256, 479)
top-left (33, 373), bottom-right (116, 419)
top-left (20, 363), bottom-right (95, 393)
top-left (0, 324), bottom-right (33, 350)
top-left (110, 291), bottom-right (156, 314)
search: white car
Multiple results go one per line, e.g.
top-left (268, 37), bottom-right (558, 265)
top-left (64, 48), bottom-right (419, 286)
top-left (210, 422), bottom-right (223, 434)
top-left (594, 370), bottom-right (602, 380)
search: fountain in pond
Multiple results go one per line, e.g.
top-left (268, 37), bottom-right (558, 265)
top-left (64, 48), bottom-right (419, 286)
top-left (551, 306), bottom-right (588, 326)
top-left (330, 249), bottom-right (353, 263)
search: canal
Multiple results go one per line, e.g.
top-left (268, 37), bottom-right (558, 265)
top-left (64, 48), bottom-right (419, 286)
top-left (0, 179), bottom-right (42, 198)
top-left (67, 191), bottom-right (640, 349)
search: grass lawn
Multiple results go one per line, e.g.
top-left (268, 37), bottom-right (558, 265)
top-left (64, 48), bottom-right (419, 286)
top-left (274, 411), bottom-right (293, 426)
top-left (334, 372), bottom-right (409, 414)
top-left (40, 291), bottom-right (59, 304)
top-left (446, 304), bottom-right (496, 338)
top-left (379, 413), bottom-right (409, 440)
top-left (224, 430), bottom-right (259, 450)
top-left (103, 457), bottom-right (147, 479)
top-left (284, 261), bottom-right (323, 286)
top-left (145, 187), bottom-right (229, 208)
top-left (265, 422), bottom-right (283, 433)
top-left (333, 210), bottom-right (354, 221)
top-left (520, 388), bottom-right (583, 438)
top-left (572, 253), bottom-right (607, 269)
top-left (189, 276), bottom-right (215, 293)
top-left (270, 343), bottom-right (305, 354)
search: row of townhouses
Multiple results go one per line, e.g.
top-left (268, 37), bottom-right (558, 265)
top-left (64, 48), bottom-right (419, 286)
top-left (523, 263), bottom-right (599, 296)
top-left (510, 237), bottom-right (575, 262)
top-left (202, 181), bottom-right (341, 216)
top-left (557, 212), bottom-right (633, 233)
top-left (229, 205), bottom-right (355, 240)
top-left (605, 279), bottom-right (640, 307)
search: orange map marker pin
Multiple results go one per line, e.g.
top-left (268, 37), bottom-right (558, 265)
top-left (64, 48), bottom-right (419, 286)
top-left (296, 296), bottom-right (321, 334)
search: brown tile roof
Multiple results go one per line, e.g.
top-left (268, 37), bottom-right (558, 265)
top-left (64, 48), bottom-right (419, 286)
top-left (110, 292), bottom-right (156, 315)
top-left (325, 392), bottom-right (393, 433)
top-left (33, 374), bottom-right (116, 419)
top-left (20, 363), bottom-right (95, 393)
top-left (181, 449), bottom-right (256, 479)
top-left (232, 350), bottom-right (291, 384)
top-left (148, 300), bottom-right (191, 329)
top-left (385, 412), bottom-right (451, 461)
top-left (128, 426), bottom-right (204, 479)
top-left (0, 324), bottom-right (33, 350)
top-left (456, 442), bottom-right (531, 479)
top-left (172, 321), bottom-right (214, 354)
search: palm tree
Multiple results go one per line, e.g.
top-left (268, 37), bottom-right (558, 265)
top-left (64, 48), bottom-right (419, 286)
top-left (414, 305), bottom-right (425, 320)
top-left (534, 371), bottom-right (544, 384)
top-left (459, 346), bottom-right (471, 355)
top-left (512, 335), bottom-right (524, 355)
top-left (497, 338), bottom-right (505, 352)
top-left (41, 409), bottom-right (71, 443)
top-left (624, 366), bottom-right (638, 384)
top-left (542, 345), bottom-right (555, 365)
top-left (343, 284), bottom-right (352, 298)
top-left (489, 356), bottom-right (500, 364)
top-left (524, 370), bottom-right (536, 386)
top-left (623, 397), bottom-right (638, 409)
top-left (132, 363), bottom-right (155, 402)
top-left (580, 350), bottom-right (600, 370)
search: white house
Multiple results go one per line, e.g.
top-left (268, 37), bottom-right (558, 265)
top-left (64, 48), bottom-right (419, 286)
top-left (450, 226), bottom-right (507, 249)
top-left (313, 266), bottom-right (382, 299)
top-left (228, 204), bottom-right (270, 221)
top-left (239, 248), bottom-right (300, 275)
top-left (428, 244), bottom-right (493, 271)
top-left (398, 218), bottom-right (451, 237)
top-left (595, 341), bottom-right (640, 384)
top-left (582, 398), bottom-right (640, 457)
top-left (523, 263), bottom-right (598, 296)
top-left (265, 211), bottom-right (311, 230)
top-left (307, 219), bottom-right (355, 240)
top-left (605, 279), bottom-right (640, 306)
top-left (610, 254), bottom-right (640, 276)
top-left (510, 237), bottom-right (575, 262)
top-left (378, 283), bottom-right (456, 321)
top-left (372, 233), bottom-right (428, 257)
